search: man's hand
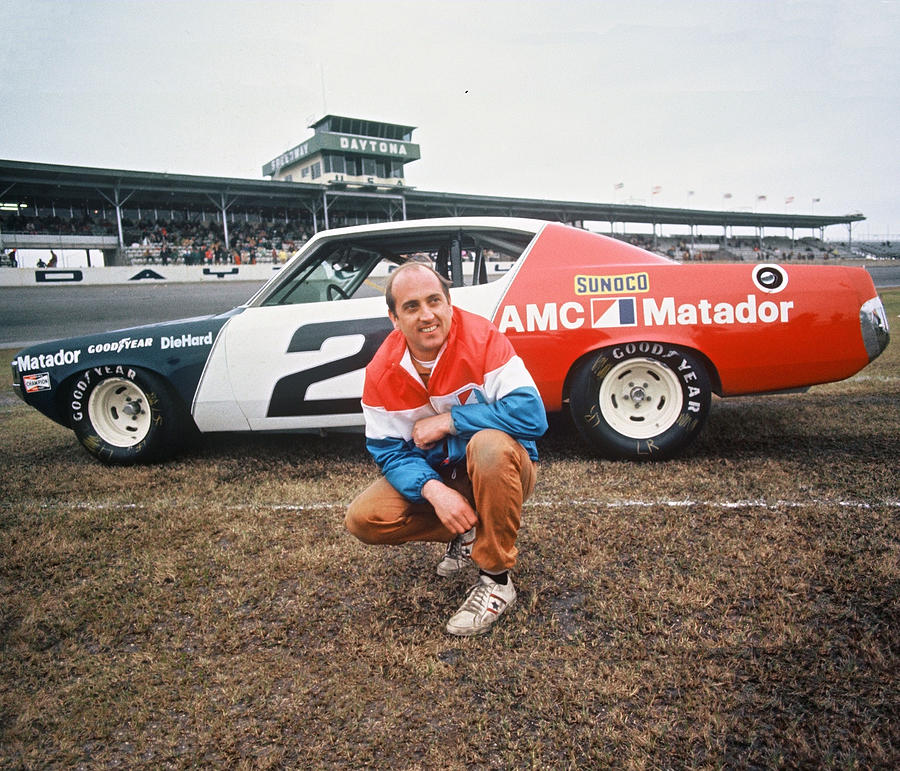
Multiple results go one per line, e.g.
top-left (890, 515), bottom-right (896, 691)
top-left (422, 479), bottom-right (476, 535)
top-left (412, 412), bottom-right (454, 450)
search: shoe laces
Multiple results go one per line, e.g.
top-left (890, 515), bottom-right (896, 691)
top-left (445, 529), bottom-right (473, 561)
top-left (459, 580), bottom-right (494, 615)
top-left (445, 536), bottom-right (464, 560)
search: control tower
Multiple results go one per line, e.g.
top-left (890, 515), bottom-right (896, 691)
top-left (262, 115), bottom-right (421, 190)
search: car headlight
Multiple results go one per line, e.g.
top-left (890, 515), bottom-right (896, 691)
top-left (860, 296), bottom-right (890, 362)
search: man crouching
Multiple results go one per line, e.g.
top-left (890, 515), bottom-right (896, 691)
top-left (345, 261), bottom-right (547, 636)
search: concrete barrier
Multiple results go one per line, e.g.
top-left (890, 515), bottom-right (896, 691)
top-left (0, 263), bottom-right (281, 287)
top-left (0, 260), bottom-right (516, 287)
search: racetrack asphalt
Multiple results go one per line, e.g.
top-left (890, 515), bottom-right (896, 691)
top-left (0, 281), bottom-right (267, 348)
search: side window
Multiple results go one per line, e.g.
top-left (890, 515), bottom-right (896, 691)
top-left (258, 228), bottom-right (536, 306)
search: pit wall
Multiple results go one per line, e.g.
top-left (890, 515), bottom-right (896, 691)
top-left (0, 261), bottom-right (517, 288)
top-left (0, 264), bottom-right (281, 287)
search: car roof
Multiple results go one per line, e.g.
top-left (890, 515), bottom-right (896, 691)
top-left (304, 216), bottom-right (549, 244)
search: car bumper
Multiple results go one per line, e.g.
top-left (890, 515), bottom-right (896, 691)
top-left (860, 296), bottom-right (890, 362)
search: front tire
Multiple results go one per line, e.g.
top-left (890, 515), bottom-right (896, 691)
top-left (569, 343), bottom-right (711, 461)
top-left (69, 366), bottom-right (187, 464)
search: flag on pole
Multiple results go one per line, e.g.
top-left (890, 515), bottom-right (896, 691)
top-left (614, 182), bottom-right (625, 190)
top-left (652, 186), bottom-right (662, 195)
top-left (785, 196), bottom-right (795, 204)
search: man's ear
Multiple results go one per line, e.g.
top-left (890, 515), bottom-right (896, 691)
top-left (388, 310), bottom-right (399, 330)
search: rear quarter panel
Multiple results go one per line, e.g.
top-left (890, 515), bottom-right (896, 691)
top-left (493, 224), bottom-right (874, 408)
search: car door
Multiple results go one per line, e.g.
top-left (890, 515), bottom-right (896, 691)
top-left (220, 297), bottom-right (394, 431)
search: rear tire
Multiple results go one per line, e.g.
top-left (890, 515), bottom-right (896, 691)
top-left (569, 343), bottom-right (711, 461)
top-left (69, 366), bottom-right (186, 464)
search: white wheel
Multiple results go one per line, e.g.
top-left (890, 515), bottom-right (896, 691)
top-left (87, 377), bottom-right (153, 447)
top-left (598, 357), bottom-right (684, 439)
top-left (569, 343), bottom-right (711, 460)
top-left (71, 366), bottom-right (189, 464)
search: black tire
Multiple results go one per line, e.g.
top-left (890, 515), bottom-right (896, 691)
top-left (69, 365), bottom-right (187, 464)
top-left (569, 342), bottom-right (711, 461)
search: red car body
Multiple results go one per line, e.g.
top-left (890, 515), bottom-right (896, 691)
top-left (496, 223), bottom-right (881, 405)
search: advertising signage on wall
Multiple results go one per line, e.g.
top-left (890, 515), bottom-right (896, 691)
top-left (263, 134), bottom-right (421, 176)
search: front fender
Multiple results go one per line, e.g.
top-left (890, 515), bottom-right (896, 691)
top-left (12, 311), bottom-right (240, 427)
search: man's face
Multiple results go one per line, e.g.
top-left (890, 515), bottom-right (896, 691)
top-left (388, 266), bottom-right (453, 361)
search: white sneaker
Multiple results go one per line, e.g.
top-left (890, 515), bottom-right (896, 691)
top-left (445, 574), bottom-right (516, 636)
top-left (436, 526), bottom-right (476, 577)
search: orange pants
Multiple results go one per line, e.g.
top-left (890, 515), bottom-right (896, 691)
top-left (345, 429), bottom-right (537, 573)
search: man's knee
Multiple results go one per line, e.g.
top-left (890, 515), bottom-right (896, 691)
top-left (466, 429), bottom-right (520, 471)
top-left (344, 499), bottom-right (376, 543)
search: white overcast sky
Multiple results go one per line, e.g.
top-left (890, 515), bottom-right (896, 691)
top-left (1, 0), bottom-right (898, 238)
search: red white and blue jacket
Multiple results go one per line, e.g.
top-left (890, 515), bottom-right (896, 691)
top-left (362, 306), bottom-right (548, 502)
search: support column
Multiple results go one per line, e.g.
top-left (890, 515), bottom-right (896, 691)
top-left (221, 197), bottom-right (230, 250)
top-left (96, 184), bottom-right (134, 265)
top-left (115, 197), bottom-right (124, 249)
top-left (206, 192), bottom-right (237, 250)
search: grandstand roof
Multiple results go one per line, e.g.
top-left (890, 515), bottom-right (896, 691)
top-left (309, 115), bottom-right (416, 140)
top-left (0, 158), bottom-right (865, 232)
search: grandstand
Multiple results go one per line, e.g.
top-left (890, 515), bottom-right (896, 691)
top-left (0, 114), bottom-right (872, 268)
top-left (849, 241), bottom-right (900, 260)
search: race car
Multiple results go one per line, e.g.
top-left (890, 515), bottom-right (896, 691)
top-left (11, 217), bottom-right (890, 464)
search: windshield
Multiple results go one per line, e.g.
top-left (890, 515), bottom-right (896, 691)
top-left (258, 226), bottom-right (536, 307)
top-left (262, 244), bottom-right (385, 305)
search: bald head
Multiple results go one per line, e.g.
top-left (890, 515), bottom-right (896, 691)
top-left (385, 261), bottom-right (450, 314)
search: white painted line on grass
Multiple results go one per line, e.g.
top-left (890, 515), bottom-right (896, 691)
top-left (528, 498), bottom-right (900, 510)
top-left (15, 497), bottom-right (900, 512)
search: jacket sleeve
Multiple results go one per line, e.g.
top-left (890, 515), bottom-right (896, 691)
top-left (361, 348), bottom-right (443, 503)
top-left (450, 386), bottom-right (548, 440)
top-left (449, 349), bottom-right (548, 440)
top-left (365, 435), bottom-right (442, 503)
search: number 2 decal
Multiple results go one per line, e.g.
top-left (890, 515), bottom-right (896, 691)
top-left (267, 318), bottom-right (393, 417)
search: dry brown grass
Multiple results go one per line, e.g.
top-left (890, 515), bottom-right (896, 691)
top-left (1, 290), bottom-right (898, 769)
